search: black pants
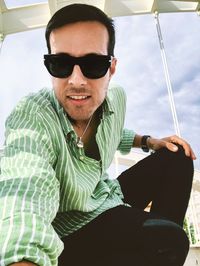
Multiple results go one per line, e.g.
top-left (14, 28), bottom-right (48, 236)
top-left (58, 146), bottom-right (194, 266)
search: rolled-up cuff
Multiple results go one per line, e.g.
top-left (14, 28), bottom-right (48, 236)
top-left (117, 129), bottom-right (135, 155)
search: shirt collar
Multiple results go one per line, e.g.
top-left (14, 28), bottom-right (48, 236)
top-left (103, 94), bottom-right (115, 116)
top-left (51, 90), bottom-right (74, 136)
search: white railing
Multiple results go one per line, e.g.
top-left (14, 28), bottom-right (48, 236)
top-left (186, 172), bottom-right (200, 247)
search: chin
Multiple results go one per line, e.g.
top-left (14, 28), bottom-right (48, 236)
top-left (68, 112), bottom-right (93, 122)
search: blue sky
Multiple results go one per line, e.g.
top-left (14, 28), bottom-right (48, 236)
top-left (0, 2), bottom-right (200, 169)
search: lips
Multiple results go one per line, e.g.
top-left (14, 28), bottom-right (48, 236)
top-left (68, 95), bottom-right (90, 100)
top-left (67, 95), bottom-right (91, 105)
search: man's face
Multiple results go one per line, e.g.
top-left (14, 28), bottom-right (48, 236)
top-left (49, 21), bottom-right (116, 122)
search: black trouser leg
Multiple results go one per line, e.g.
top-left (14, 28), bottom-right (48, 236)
top-left (140, 218), bottom-right (189, 266)
top-left (58, 206), bottom-right (160, 266)
top-left (118, 145), bottom-right (194, 226)
top-left (59, 206), bottom-right (190, 266)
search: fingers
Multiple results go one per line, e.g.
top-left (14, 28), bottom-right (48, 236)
top-left (165, 141), bottom-right (178, 152)
top-left (163, 135), bottom-right (196, 160)
top-left (190, 149), bottom-right (197, 160)
top-left (149, 135), bottom-right (196, 160)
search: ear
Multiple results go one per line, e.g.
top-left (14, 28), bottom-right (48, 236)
top-left (109, 57), bottom-right (117, 78)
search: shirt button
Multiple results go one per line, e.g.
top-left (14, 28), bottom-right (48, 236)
top-left (80, 156), bottom-right (85, 160)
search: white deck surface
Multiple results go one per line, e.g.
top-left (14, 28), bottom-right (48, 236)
top-left (184, 247), bottom-right (200, 266)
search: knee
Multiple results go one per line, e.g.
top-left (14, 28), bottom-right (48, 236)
top-left (157, 144), bottom-right (194, 178)
top-left (141, 218), bottom-right (189, 266)
top-left (172, 144), bottom-right (193, 164)
top-left (158, 144), bottom-right (189, 161)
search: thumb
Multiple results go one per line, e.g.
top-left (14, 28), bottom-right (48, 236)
top-left (166, 142), bottom-right (178, 152)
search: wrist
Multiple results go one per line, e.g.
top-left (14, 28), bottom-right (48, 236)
top-left (147, 136), bottom-right (152, 149)
top-left (141, 135), bottom-right (151, 152)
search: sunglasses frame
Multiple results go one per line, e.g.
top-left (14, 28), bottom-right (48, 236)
top-left (44, 53), bottom-right (113, 79)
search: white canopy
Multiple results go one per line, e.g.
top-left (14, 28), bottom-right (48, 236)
top-left (0, 0), bottom-right (200, 39)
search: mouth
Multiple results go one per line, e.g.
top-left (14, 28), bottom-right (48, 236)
top-left (67, 95), bottom-right (91, 105)
top-left (68, 95), bottom-right (90, 100)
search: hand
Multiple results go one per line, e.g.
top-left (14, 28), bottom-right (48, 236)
top-left (148, 135), bottom-right (196, 160)
top-left (9, 261), bottom-right (37, 266)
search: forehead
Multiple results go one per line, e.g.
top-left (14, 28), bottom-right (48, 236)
top-left (49, 21), bottom-right (109, 56)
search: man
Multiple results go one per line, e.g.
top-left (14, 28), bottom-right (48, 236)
top-left (0, 4), bottom-right (196, 266)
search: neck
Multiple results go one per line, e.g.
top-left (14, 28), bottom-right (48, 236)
top-left (70, 113), bottom-right (94, 139)
top-left (70, 107), bottom-right (102, 130)
top-left (72, 118), bottom-right (92, 129)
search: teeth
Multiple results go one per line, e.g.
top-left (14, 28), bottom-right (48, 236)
top-left (69, 96), bottom-right (88, 100)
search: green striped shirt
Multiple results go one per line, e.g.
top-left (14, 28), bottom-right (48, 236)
top-left (0, 84), bottom-right (135, 266)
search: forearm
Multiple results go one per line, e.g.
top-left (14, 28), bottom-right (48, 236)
top-left (133, 134), bottom-right (152, 149)
top-left (133, 134), bottom-right (152, 150)
top-left (132, 134), bottom-right (142, 148)
top-left (0, 157), bottom-right (61, 266)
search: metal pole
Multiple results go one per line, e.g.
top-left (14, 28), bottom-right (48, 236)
top-left (0, 33), bottom-right (4, 56)
top-left (154, 12), bottom-right (181, 137)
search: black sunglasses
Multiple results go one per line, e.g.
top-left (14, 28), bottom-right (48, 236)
top-left (44, 53), bottom-right (112, 79)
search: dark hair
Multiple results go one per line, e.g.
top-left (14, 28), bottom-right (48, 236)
top-left (45, 4), bottom-right (115, 56)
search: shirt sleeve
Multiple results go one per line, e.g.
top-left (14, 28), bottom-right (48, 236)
top-left (0, 108), bottom-right (63, 266)
top-left (117, 128), bottom-right (136, 155)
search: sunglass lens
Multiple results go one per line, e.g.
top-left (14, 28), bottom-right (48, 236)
top-left (44, 54), bottom-right (73, 78)
top-left (81, 55), bottom-right (111, 79)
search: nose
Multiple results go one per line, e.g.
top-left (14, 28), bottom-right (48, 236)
top-left (68, 65), bottom-right (87, 86)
